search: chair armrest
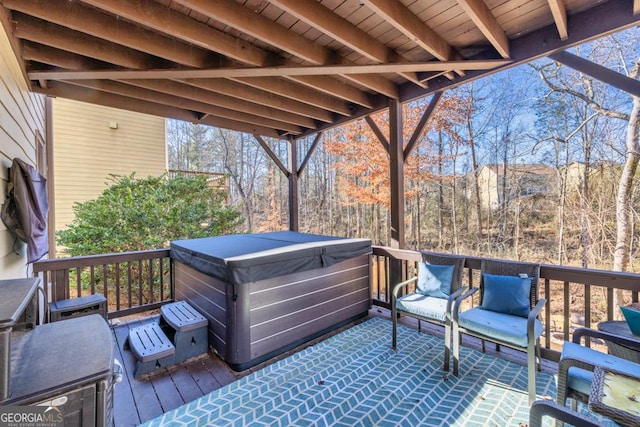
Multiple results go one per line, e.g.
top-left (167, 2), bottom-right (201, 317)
top-left (527, 298), bottom-right (546, 337)
top-left (391, 276), bottom-right (418, 299)
top-left (452, 287), bottom-right (478, 321)
top-left (446, 286), bottom-right (467, 316)
top-left (529, 400), bottom-right (602, 427)
top-left (573, 327), bottom-right (640, 352)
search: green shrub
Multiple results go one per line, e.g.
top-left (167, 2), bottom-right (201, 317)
top-left (57, 173), bottom-right (242, 256)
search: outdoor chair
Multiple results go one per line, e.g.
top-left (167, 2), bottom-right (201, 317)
top-left (452, 259), bottom-right (544, 405)
top-left (391, 251), bottom-right (466, 372)
top-left (557, 327), bottom-right (640, 412)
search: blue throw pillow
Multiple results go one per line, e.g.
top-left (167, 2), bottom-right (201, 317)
top-left (417, 263), bottom-right (454, 299)
top-left (481, 273), bottom-right (531, 317)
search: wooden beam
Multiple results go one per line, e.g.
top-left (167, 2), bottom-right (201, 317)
top-left (268, 0), bottom-right (424, 87)
top-left (362, 0), bottom-right (453, 62)
top-left (548, 0), bottom-right (569, 40)
top-left (121, 79), bottom-right (317, 128)
top-left (81, 0), bottom-right (270, 66)
top-left (4, 0), bottom-right (215, 68)
top-left (456, 0), bottom-right (510, 58)
top-left (403, 91), bottom-right (443, 160)
top-left (365, 116), bottom-right (390, 155)
top-left (291, 75), bottom-right (373, 109)
top-left (635, 0), bottom-right (640, 15)
top-left (12, 13), bottom-right (156, 69)
top-left (233, 77), bottom-right (351, 116)
top-left (27, 60), bottom-right (510, 80)
top-left (33, 81), bottom-right (282, 137)
top-left (288, 137), bottom-right (299, 231)
top-left (62, 79), bottom-right (302, 133)
top-left (298, 132), bottom-right (323, 175)
top-left (21, 41), bottom-right (112, 70)
top-left (174, 0), bottom-right (399, 98)
top-left (389, 99), bottom-right (405, 249)
top-left (182, 78), bottom-right (334, 123)
top-left (549, 50), bottom-right (640, 97)
top-left (254, 135), bottom-right (289, 176)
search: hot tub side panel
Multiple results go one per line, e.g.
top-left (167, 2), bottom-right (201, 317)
top-left (173, 262), bottom-right (229, 358)
top-left (245, 254), bottom-right (371, 367)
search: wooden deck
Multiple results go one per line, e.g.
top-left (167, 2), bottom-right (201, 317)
top-left (112, 309), bottom-right (558, 426)
top-left (112, 316), bottom-right (239, 427)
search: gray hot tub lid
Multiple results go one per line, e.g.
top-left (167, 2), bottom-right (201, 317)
top-left (170, 231), bottom-right (371, 284)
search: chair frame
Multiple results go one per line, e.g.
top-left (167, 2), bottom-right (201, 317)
top-left (529, 400), bottom-right (603, 427)
top-left (557, 327), bottom-right (640, 409)
top-left (452, 259), bottom-right (545, 405)
top-left (391, 251), bottom-right (466, 372)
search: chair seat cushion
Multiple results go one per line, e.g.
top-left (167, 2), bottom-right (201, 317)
top-left (561, 341), bottom-right (640, 396)
top-left (458, 307), bottom-right (543, 348)
top-left (396, 293), bottom-right (448, 323)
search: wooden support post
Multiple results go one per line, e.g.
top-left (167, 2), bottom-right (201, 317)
top-left (288, 137), bottom-right (299, 231)
top-left (389, 99), bottom-right (405, 250)
top-left (389, 99), bottom-right (405, 294)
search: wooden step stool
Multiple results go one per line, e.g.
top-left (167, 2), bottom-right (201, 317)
top-left (127, 321), bottom-right (175, 378)
top-left (160, 301), bottom-right (208, 363)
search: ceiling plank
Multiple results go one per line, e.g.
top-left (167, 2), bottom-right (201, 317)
top-left (83, 0), bottom-right (374, 108)
top-left (26, 60), bottom-right (510, 80)
top-left (268, 0), bottom-right (424, 87)
top-left (121, 79), bottom-right (317, 128)
top-left (12, 13), bottom-right (157, 69)
top-left (456, 0), bottom-right (510, 58)
top-left (174, 0), bottom-right (399, 98)
top-left (4, 0), bottom-right (216, 68)
top-left (548, 0), bottom-right (569, 40)
top-left (63, 79), bottom-right (303, 133)
top-left (549, 50), bottom-right (640, 97)
top-left (33, 80), bottom-right (288, 137)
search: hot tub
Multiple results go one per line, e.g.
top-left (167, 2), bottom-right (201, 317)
top-left (170, 231), bottom-right (372, 371)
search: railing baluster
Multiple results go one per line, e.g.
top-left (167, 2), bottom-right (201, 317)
top-left (103, 264), bottom-right (109, 308)
top-left (76, 267), bottom-right (82, 297)
top-left (149, 259), bottom-right (154, 304)
top-left (90, 266), bottom-right (95, 294)
top-left (607, 287), bottom-right (614, 321)
top-left (138, 260), bottom-right (143, 305)
top-left (544, 278), bottom-right (551, 349)
top-left (584, 284), bottom-right (591, 348)
top-left (159, 258), bottom-right (164, 301)
top-left (115, 262), bottom-right (121, 312)
top-left (127, 262), bottom-right (133, 309)
top-left (563, 281), bottom-right (570, 341)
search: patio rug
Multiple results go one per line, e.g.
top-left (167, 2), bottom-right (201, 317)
top-left (143, 316), bottom-right (563, 426)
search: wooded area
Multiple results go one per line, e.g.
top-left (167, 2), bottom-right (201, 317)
top-left (167, 30), bottom-right (640, 273)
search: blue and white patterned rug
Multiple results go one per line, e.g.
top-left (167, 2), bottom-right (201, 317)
top-left (144, 316), bottom-right (557, 426)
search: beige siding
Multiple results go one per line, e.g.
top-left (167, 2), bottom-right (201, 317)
top-left (53, 98), bottom-right (166, 231)
top-left (0, 28), bottom-right (46, 278)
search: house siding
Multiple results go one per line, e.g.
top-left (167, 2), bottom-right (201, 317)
top-left (52, 98), bottom-right (166, 232)
top-left (0, 26), bottom-right (46, 278)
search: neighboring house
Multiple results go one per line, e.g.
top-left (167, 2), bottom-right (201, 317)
top-left (52, 98), bottom-right (167, 247)
top-left (475, 164), bottom-right (556, 210)
top-left (0, 27), bottom-right (47, 278)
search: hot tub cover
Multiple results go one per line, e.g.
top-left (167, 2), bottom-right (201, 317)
top-left (170, 231), bottom-right (371, 285)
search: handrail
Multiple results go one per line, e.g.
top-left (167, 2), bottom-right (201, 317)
top-left (371, 245), bottom-right (640, 362)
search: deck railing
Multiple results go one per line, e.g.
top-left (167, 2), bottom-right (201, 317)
top-left (33, 249), bottom-right (172, 319)
top-left (371, 246), bottom-right (640, 361)
top-left (34, 245), bottom-right (640, 362)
